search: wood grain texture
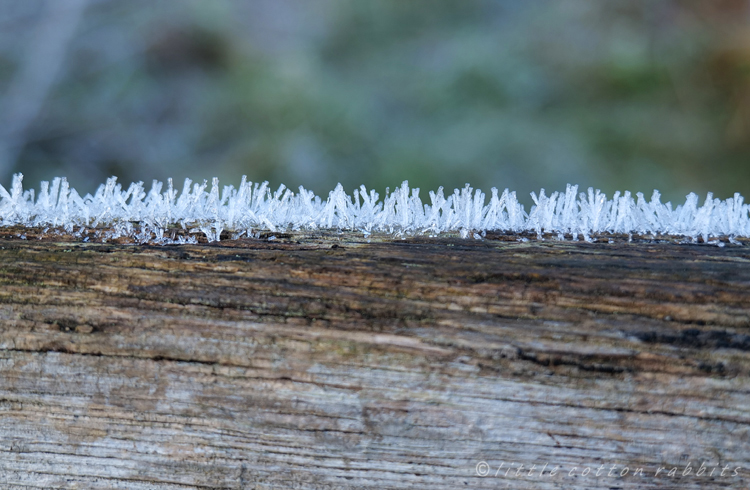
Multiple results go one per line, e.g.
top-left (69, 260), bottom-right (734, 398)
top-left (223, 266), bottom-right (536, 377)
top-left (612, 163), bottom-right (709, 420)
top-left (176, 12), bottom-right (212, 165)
top-left (0, 230), bottom-right (748, 489)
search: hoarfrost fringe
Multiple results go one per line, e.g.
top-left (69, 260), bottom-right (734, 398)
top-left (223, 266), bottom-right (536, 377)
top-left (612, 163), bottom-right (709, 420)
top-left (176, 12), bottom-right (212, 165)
top-left (1, 173), bottom-right (748, 244)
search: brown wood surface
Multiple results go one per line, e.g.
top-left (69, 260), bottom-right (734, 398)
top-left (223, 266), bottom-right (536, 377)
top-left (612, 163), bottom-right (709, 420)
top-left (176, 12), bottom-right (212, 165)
top-left (0, 228), bottom-right (748, 489)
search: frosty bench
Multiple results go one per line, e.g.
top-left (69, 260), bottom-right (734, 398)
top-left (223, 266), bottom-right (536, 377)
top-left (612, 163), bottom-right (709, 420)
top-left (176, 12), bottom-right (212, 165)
top-left (0, 229), bottom-right (748, 489)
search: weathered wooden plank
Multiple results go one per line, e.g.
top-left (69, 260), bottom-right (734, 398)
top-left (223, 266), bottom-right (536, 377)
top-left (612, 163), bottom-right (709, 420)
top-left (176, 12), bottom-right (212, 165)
top-left (0, 231), bottom-right (748, 489)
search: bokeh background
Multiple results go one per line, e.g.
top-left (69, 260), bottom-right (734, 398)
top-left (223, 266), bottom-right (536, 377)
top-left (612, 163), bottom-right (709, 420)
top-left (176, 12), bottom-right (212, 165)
top-left (1, 0), bottom-right (749, 205)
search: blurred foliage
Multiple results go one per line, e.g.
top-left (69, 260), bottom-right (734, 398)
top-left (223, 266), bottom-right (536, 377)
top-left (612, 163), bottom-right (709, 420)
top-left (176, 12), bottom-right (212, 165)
top-left (1, 0), bottom-right (750, 204)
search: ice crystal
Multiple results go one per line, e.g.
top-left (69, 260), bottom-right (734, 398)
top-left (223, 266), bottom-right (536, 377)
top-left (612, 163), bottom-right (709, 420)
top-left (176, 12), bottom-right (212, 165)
top-left (1, 173), bottom-right (749, 244)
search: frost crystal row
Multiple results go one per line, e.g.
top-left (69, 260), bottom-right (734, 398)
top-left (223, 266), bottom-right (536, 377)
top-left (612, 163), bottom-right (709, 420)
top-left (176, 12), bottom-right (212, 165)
top-left (0, 174), bottom-right (748, 244)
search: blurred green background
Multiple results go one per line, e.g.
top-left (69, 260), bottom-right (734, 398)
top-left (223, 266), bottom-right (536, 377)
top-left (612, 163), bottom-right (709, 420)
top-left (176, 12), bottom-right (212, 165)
top-left (1, 0), bottom-right (749, 205)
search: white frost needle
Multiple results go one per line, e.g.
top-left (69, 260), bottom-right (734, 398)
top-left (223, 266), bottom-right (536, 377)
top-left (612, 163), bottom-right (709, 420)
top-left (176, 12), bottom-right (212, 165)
top-left (0, 174), bottom-right (748, 244)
